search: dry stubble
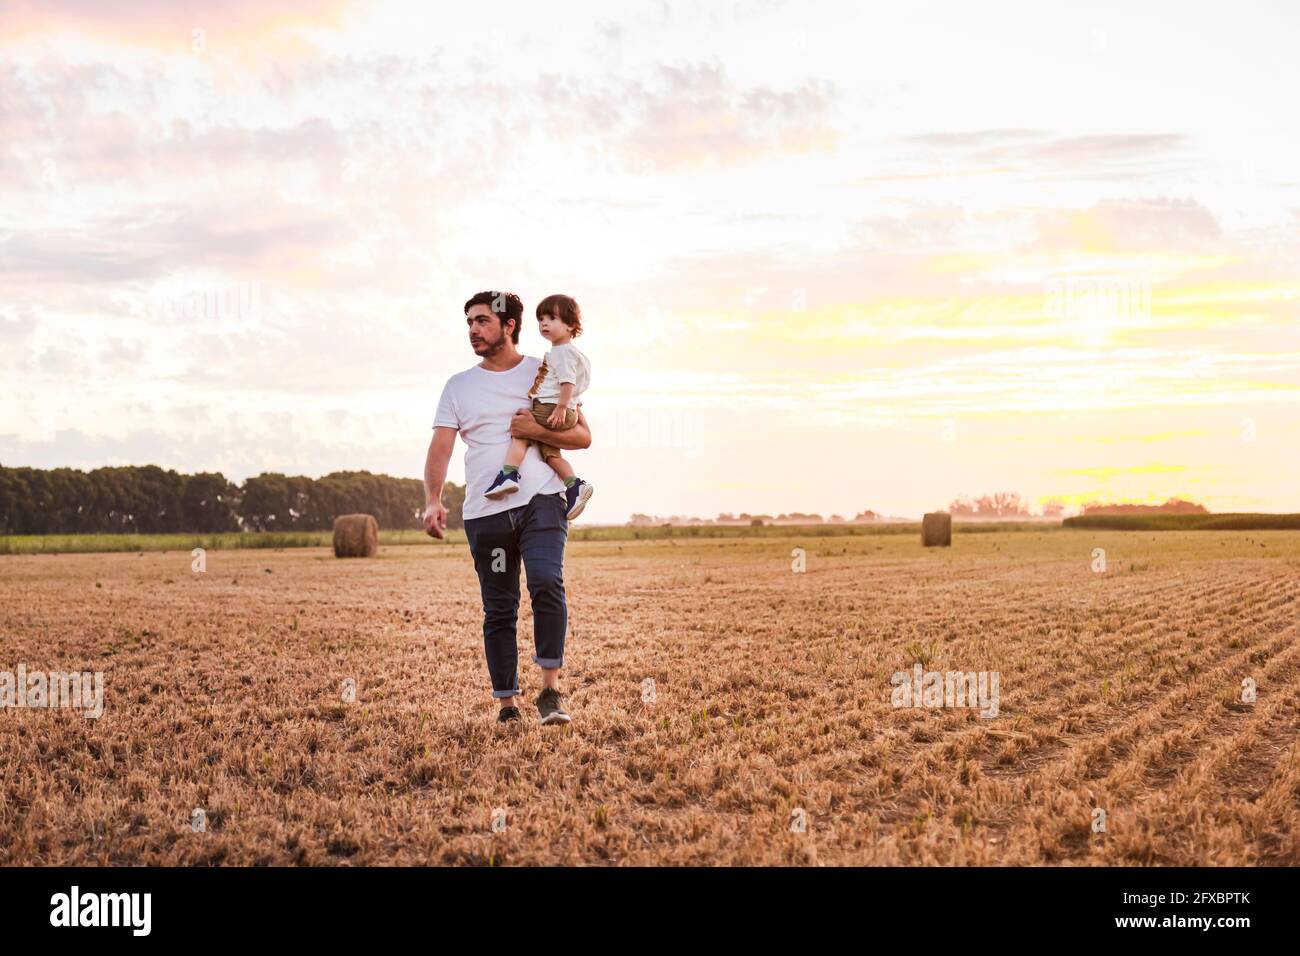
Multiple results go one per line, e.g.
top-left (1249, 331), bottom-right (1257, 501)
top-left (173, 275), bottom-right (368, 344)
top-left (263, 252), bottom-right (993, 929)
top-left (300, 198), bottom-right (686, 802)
top-left (1, 530), bottom-right (1298, 865)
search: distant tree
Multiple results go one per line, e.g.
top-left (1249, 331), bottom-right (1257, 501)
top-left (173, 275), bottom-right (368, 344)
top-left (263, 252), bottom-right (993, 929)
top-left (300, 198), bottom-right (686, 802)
top-left (948, 496), bottom-right (975, 517)
top-left (239, 473), bottom-right (291, 531)
top-left (985, 492), bottom-right (1029, 517)
top-left (44, 468), bottom-right (92, 533)
top-left (85, 465), bottom-right (185, 533)
top-left (442, 481), bottom-right (466, 530)
top-left (948, 492), bottom-right (1031, 518)
top-left (18, 467), bottom-right (52, 534)
top-left (1, 467), bottom-right (41, 533)
top-left (181, 472), bottom-right (240, 533)
top-left (0, 466), bottom-right (15, 534)
top-left (1, 465), bottom-right (100, 533)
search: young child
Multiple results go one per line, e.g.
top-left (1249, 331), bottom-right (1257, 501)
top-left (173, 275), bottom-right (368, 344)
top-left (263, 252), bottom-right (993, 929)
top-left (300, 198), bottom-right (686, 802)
top-left (483, 293), bottom-right (595, 520)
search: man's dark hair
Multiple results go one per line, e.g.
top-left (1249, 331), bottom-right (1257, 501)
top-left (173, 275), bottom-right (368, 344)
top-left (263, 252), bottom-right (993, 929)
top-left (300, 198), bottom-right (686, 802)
top-left (463, 291), bottom-right (523, 344)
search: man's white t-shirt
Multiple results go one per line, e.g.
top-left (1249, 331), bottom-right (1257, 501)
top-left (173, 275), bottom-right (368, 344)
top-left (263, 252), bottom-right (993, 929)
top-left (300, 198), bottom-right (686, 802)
top-left (434, 356), bottom-right (567, 521)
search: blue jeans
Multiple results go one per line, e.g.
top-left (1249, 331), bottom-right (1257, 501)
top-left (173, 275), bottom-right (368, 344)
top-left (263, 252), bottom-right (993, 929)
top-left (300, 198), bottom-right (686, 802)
top-left (463, 492), bottom-right (569, 698)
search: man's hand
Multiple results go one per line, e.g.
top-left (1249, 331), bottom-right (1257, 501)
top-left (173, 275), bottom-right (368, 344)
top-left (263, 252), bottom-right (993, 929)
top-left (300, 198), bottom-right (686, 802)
top-left (423, 501), bottom-right (447, 539)
top-left (510, 407), bottom-right (541, 440)
top-left (546, 404), bottom-right (569, 428)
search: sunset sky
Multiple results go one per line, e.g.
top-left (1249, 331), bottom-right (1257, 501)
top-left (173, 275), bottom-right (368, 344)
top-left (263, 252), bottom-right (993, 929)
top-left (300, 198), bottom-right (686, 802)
top-left (2, 0), bottom-right (1298, 523)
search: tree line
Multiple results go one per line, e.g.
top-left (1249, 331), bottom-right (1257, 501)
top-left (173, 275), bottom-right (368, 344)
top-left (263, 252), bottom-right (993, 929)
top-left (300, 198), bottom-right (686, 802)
top-left (947, 494), bottom-right (1206, 518)
top-left (0, 464), bottom-right (466, 535)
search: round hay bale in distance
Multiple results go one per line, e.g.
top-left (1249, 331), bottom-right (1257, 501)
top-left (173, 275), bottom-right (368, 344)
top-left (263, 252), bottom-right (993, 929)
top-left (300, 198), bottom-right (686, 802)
top-left (921, 512), bottom-right (952, 547)
top-left (333, 514), bottom-right (379, 558)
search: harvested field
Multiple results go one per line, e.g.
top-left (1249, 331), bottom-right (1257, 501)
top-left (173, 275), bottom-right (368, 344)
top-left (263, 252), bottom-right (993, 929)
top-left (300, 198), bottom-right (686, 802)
top-left (2, 529), bottom-right (1298, 865)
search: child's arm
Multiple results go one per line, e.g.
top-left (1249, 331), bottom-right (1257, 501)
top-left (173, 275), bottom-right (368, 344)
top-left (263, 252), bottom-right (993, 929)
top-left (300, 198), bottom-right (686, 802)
top-left (545, 382), bottom-right (575, 428)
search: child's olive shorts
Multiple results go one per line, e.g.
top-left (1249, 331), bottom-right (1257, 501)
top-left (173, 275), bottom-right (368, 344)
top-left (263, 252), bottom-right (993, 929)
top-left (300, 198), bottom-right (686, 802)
top-left (530, 399), bottom-right (577, 461)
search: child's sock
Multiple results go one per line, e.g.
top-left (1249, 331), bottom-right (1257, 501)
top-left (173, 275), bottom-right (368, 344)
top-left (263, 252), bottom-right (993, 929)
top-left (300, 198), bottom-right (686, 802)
top-left (563, 476), bottom-right (577, 488)
top-left (502, 465), bottom-right (519, 476)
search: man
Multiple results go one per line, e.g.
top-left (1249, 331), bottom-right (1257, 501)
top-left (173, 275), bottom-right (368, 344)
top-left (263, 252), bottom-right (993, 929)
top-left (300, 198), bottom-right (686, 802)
top-left (423, 291), bottom-right (592, 726)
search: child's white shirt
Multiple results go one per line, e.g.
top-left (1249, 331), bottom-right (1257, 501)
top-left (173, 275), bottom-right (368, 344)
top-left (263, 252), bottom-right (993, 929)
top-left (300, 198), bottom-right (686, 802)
top-left (532, 341), bottom-right (590, 404)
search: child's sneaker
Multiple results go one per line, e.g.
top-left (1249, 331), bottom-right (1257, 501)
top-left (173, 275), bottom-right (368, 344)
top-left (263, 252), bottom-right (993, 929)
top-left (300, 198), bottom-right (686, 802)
top-left (564, 479), bottom-right (594, 520)
top-left (484, 470), bottom-right (520, 499)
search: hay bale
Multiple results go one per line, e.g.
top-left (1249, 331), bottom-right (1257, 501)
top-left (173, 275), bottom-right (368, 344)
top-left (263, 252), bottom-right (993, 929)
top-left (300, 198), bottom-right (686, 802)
top-left (921, 512), bottom-right (951, 547)
top-left (333, 514), bottom-right (379, 558)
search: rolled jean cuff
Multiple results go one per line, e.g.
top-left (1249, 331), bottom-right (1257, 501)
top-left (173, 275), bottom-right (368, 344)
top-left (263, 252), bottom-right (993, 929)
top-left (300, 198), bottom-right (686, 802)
top-left (533, 655), bottom-right (563, 669)
top-left (492, 687), bottom-right (521, 699)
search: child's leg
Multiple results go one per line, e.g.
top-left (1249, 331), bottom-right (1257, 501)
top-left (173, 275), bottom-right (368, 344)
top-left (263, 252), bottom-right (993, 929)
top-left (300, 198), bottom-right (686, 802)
top-left (503, 437), bottom-right (529, 470)
top-left (547, 452), bottom-right (575, 482)
top-left (485, 438), bottom-right (529, 499)
top-left (553, 445), bottom-right (594, 519)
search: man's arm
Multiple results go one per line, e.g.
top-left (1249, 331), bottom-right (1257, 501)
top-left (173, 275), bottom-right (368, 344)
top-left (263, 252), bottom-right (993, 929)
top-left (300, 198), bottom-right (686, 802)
top-left (511, 406), bottom-right (591, 450)
top-left (423, 426), bottom-right (457, 538)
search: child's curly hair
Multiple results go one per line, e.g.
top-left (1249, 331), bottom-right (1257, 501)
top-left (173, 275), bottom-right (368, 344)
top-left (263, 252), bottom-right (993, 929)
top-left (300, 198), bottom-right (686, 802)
top-left (536, 294), bottom-right (582, 339)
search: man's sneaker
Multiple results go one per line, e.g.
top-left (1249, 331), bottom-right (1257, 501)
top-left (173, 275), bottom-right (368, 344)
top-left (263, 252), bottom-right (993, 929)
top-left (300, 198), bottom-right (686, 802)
top-left (497, 705), bottom-right (521, 723)
top-left (484, 470), bottom-right (520, 499)
top-left (564, 479), bottom-right (594, 520)
top-left (535, 687), bottom-right (571, 725)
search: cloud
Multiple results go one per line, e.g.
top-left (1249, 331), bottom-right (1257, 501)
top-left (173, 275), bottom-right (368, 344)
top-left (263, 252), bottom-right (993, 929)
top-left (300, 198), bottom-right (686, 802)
top-left (1064, 463), bottom-right (1190, 478)
top-left (536, 62), bottom-right (838, 171)
top-left (627, 63), bottom-right (836, 168)
top-left (0, 305), bottom-right (39, 344)
top-left (2, 56), bottom-right (348, 187)
top-left (901, 129), bottom-right (1046, 149)
top-left (1020, 134), bottom-right (1188, 168)
top-left (854, 202), bottom-right (971, 251)
top-left (1032, 197), bottom-right (1222, 253)
top-left (0, 0), bottom-right (354, 52)
top-left (888, 129), bottom-right (1190, 183)
top-left (0, 200), bottom-right (351, 284)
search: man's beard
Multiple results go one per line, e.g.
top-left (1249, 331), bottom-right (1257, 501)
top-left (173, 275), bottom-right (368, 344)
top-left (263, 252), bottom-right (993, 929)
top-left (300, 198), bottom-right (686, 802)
top-left (474, 333), bottom-right (505, 356)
